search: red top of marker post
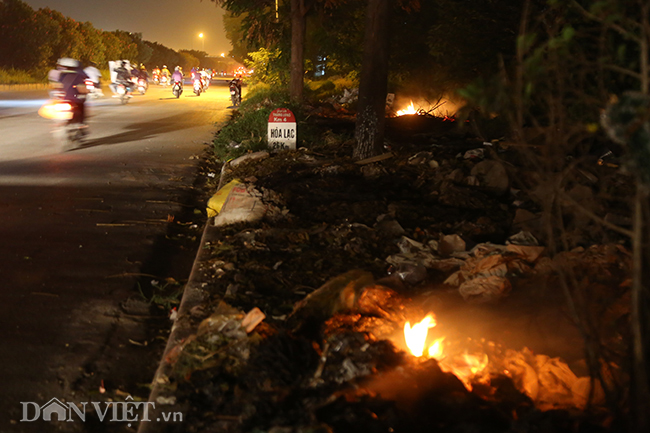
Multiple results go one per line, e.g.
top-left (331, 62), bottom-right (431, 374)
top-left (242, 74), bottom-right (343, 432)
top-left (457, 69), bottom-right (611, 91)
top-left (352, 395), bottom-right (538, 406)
top-left (269, 108), bottom-right (296, 123)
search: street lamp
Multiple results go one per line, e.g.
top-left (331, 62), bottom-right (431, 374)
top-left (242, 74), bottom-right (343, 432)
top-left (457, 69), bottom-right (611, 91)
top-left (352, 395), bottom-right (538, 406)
top-left (198, 33), bottom-right (204, 51)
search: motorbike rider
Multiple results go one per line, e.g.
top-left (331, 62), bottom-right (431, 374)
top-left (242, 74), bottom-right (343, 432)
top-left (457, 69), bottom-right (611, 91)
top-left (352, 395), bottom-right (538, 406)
top-left (83, 61), bottom-right (102, 92)
top-left (56, 58), bottom-right (89, 125)
top-left (138, 64), bottom-right (149, 81)
top-left (171, 66), bottom-right (183, 85)
top-left (199, 68), bottom-right (211, 91)
top-left (190, 67), bottom-right (200, 80)
top-left (229, 74), bottom-right (242, 105)
top-left (161, 65), bottom-right (170, 79)
top-left (152, 66), bottom-right (161, 83)
top-left (115, 61), bottom-right (132, 85)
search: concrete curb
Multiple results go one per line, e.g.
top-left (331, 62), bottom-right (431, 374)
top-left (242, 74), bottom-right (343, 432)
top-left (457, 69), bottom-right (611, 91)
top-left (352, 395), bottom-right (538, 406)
top-left (0, 83), bottom-right (49, 92)
top-left (137, 164), bottom-right (231, 433)
top-left (137, 217), bottom-right (217, 433)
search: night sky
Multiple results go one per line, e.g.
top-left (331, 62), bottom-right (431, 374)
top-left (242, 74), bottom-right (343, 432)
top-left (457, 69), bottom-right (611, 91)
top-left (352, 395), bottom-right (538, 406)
top-left (22, 0), bottom-right (231, 56)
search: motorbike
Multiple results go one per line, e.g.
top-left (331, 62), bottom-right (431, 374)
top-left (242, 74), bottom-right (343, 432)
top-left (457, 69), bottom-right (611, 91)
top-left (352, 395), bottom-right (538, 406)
top-left (200, 75), bottom-right (210, 92)
top-left (193, 78), bottom-right (202, 96)
top-left (160, 75), bottom-right (169, 87)
top-left (229, 80), bottom-right (241, 107)
top-left (38, 91), bottom-right (87, 152)
top-left (84, 79), bottom-right (103, 100)
top-left (172, 80), bottom-right (183, 98)
top-left (115, 82), bottom-right (133, 104)
top-left (152, 73), bottom-right (160, 85)
top-left (137, 77), bottom-right (148, 95)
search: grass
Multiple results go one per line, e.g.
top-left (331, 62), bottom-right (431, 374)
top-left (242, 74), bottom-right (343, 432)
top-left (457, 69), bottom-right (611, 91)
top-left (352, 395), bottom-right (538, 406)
top-left (0, 68), bottom-right (45, 85)
top-left (0, 67), bottom-right (111, 85)
top-left (213, 83), bottom-right (306, 161)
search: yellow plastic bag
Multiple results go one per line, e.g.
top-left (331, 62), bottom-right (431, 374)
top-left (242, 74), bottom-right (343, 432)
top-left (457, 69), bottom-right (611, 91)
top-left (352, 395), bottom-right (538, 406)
top-left (206, 179), bottom-right (241, 217)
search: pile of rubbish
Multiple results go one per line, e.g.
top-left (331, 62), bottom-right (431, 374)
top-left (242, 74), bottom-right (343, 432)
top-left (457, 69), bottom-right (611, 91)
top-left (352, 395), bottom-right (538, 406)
top-left (144, 121), bottom-right (632, 433)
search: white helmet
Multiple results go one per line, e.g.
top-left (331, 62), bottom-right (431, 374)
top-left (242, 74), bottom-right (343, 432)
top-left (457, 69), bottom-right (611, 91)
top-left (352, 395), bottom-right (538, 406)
top-left (174, 66), bottom-right (180, 71)
top-left (57, 57), bottom-right (79, 68)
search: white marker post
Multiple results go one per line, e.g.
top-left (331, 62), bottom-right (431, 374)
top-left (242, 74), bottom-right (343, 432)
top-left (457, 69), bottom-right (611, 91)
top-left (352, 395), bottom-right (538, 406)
top-left (267, 108), bottom-right (297, 150)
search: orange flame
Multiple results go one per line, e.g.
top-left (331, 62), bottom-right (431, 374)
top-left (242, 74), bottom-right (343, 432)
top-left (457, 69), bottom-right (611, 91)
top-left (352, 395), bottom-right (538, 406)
top-left (396, 101), bottom-right (418, 116)
top-left (404, 314), bottom-right (489, 390)
top-left (404, 314), bottom-right (436, 357)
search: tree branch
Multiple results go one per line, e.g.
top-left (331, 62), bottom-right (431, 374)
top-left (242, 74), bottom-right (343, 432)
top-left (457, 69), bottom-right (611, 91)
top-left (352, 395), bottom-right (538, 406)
top-left (570, 0), bottom-right (642, 43)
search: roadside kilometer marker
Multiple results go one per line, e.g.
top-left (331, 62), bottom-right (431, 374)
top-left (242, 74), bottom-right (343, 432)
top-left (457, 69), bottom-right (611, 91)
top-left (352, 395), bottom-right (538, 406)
top-left (268, 108), bottom-right (297, 150)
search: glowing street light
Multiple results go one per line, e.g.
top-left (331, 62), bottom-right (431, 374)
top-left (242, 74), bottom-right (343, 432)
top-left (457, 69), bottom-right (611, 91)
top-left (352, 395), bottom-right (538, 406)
top-left (198, 33), bottom-right (204, 51)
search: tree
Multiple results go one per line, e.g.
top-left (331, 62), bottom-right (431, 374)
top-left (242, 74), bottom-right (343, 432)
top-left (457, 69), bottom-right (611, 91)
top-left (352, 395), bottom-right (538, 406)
top-left (0, 0), bottom-right (55, 69)
top-left (353, 0), bottom-right (390, 160)
top-left (290, 0), bottom-right (309, 102)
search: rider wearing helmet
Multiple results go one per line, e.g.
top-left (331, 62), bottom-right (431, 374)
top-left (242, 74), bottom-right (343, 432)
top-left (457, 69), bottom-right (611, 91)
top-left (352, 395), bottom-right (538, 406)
top-left (55, 58), bottom-right (89, 125)
top-left (161, 65), bottom-right (170, 79)
top-left (171, 66), bottom-right (183, 85)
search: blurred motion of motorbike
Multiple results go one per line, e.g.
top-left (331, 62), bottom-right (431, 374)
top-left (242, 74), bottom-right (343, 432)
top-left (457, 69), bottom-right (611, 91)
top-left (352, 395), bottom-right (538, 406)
top-left (172, 80), bottom-right (183, 98)
top-left (38, 90), bottom-right (88, 151)
top-left (193, 78), bottom-right (202, 96)
top-left (84, 78), bottom-right (103, 100)
top-left (136, 77), bottom-right (148, 95)
top-left (160, 75), bottom-right (169, 87)
top-left (229, 78), bottom-right (241, 107)
top-left (113, 82), bottom-right (133, 104)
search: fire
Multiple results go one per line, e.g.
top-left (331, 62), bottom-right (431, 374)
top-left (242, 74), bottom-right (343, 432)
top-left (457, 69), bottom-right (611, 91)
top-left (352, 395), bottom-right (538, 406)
top-left (396, 101), bottom-right (418, 116)
top-left (404, 314), bottom-right (436, 357)
top-left (404, 314), bottom-right (489, 390)
top-left (428, 337), bottom-right (445, 359)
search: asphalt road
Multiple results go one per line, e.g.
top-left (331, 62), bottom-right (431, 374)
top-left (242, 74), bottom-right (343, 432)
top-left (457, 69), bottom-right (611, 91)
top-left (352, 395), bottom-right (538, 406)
top-left (0, 81), bottom-right (232, 432)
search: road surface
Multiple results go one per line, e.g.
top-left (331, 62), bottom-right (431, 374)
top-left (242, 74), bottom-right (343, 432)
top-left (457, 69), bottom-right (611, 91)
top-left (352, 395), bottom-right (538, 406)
top-left (0, 81), bottom-right (232, 432)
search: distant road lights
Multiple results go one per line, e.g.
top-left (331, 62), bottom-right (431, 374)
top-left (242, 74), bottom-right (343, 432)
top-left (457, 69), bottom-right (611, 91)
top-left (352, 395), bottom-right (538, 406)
top-left (198, 33), bottom-right (204, 51)
top-left (221, 53), bottom-right (225, 58)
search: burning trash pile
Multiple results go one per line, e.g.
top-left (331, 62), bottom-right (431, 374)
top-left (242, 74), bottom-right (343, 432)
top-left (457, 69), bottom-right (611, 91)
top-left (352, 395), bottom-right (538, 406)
top-left (152, 126), bottom-right (631, 432)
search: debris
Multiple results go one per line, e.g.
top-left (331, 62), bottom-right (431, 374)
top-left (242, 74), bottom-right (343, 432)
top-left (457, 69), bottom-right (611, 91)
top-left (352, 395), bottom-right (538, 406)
top-left (241, 307), bottom-right (266, 333)
top-left (458, 275), bottom-right (512, 303)
top-left (470, 160), bottom-right (510, 195)
top-left (507, 230), bottom-right (539, 246)
top-left (463, 148), bottom-right (485, 160)
top-left (210, 181), bottom-right (267, 226)
top-left (229, 151), bottom-right (270, 167)
top-left (289, 270), bottom-right (375, 331)
top-left (156, 396), bottom-right (177, 405)
top-left (354, 152), bottom-right (394, 165)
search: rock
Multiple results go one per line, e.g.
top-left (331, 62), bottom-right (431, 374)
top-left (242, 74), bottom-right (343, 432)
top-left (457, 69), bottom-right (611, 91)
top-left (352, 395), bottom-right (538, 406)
top-left (374, 219), bottom-right (406, 237)
top-left (513, 208), bottom-right (539, 225)
top-left (470, 160), bottom-right (509, 195)
top-left (446, 168), bottom-right (465, 183)
top-left (438, 234), bottom-right (466, 257)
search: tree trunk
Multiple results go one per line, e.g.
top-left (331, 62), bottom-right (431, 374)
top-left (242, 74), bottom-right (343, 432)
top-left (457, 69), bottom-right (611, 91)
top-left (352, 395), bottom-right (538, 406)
top-left (290, 0), bottom-right (306, 103)
top-left (353, 0), bottom-right (390, 160)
